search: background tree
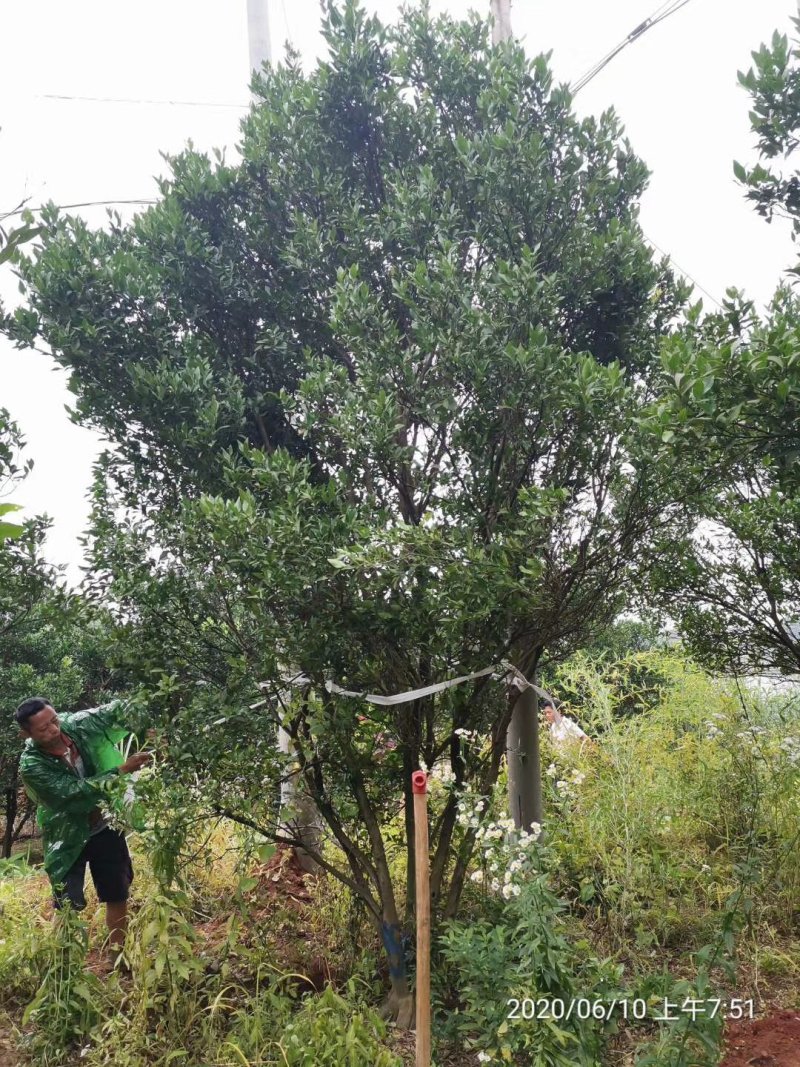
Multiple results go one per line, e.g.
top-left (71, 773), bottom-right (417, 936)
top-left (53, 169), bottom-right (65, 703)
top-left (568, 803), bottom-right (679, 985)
top-left (0, 409), bottom-right (29, 545)
top-left (736, 17), bottom-right (800, 254)
top-left (0, 408), bottom-right (120, 857)
top-left (645, 17), bottom-right (800, 676)
top-left (6, 2), bottom-right (686, 1015)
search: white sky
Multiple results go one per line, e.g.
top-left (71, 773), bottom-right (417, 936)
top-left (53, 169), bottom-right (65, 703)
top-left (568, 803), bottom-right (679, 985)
top-left (0, 0), bottom-right (797, 584)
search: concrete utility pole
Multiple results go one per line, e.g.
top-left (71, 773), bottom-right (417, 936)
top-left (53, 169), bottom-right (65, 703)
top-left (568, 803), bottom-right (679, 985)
top-left (491, 0), bottom-right (512, 44)
top-left (247, 0), bottom-right (272, 75)
top-left (493, 0), bottom-right (535, 835)
top-left (246, 2), bottom-right (322, 868)
top-left (507, 680), bottom-right (543, 832)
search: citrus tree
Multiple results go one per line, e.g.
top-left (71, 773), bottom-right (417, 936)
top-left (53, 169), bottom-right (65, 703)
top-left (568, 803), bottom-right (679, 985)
top-left (5, 2), bottom-right (686, 1013)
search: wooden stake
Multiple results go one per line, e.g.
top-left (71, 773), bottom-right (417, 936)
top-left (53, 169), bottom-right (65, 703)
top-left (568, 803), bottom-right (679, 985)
top-left (412, 770), bottom-right (431, 1067)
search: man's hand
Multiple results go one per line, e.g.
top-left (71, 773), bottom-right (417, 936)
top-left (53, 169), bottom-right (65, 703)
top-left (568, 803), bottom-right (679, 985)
top-left (120, 751), bottom-right (153, 774)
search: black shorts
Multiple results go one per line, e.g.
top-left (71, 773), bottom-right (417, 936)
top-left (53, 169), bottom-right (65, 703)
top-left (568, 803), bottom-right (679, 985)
top-left (54, 827), bottom-right (134, 910)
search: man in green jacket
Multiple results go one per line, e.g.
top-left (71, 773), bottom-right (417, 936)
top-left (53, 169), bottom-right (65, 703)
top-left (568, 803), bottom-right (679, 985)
top-left (16, 696), bottom-right (151, 953)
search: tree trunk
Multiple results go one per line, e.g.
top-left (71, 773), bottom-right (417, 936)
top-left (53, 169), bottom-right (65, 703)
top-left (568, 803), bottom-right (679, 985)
top-left (506, 684), bottom-right (542, 831)
top-left (278, 724), bottom-right (323, 873)
top-left (3, 784), bottom-right (18, 859)
top-left (377, 908), bottom-right (414, 1027)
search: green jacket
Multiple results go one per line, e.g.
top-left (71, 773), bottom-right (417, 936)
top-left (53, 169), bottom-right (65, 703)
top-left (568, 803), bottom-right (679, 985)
top-left (19, 701), bottom-right (132, 888)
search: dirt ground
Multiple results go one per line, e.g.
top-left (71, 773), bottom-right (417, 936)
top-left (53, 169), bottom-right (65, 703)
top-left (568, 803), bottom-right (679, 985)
top-left (0, 1037), bottom-right (17, 1067)
top-left (720, 1011), bottom-right (800, 1067)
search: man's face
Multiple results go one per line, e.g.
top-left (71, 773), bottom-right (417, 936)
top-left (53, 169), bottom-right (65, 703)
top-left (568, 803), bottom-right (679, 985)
top-left (544, 706), bottom-right (556, 724)
top-left (23, 705), bottom-right (61, 748)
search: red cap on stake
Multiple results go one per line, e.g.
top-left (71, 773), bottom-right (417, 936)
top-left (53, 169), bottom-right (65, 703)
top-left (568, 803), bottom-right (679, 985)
top-left (411, 770), bottom-right (428, 794)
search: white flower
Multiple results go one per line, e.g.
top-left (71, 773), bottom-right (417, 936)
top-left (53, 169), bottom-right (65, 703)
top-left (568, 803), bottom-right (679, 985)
top-left (502, 883), bottom-right (514, 899)
top-left (512, 884), bottom-right (521, 897)
top-left (477, 1053), bottom-right (493, 1064)
top-left (470, 870), bottom-right (484, 883)
top-left (454, 728), bottom-right (479, 743)
top-left (491, 879), bottom-right (500, 891)
top-left (546, 762), bottom-right (558, 778)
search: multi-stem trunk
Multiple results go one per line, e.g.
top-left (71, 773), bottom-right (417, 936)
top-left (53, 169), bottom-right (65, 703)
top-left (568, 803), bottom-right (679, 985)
top-left (3, 784), bottom-right (18, 859)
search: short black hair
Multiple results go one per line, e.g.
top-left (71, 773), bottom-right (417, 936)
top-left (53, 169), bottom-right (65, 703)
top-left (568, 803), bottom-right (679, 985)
top-left (541, 697), bottom-right (561, 710)
top-left (15, 697), bottom-right (52, 728)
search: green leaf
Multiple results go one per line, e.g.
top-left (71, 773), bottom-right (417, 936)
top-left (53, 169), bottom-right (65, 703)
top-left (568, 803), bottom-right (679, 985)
top-left (0, 522), bottom-right (24, 540)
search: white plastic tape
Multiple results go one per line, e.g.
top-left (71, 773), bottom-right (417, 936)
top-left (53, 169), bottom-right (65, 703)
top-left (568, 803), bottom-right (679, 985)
top-left (256, 661), bottom-right (554, 708)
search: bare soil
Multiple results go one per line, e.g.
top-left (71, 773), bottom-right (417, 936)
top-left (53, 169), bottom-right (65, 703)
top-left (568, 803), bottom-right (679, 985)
top-left (0, 1038), bottom-right (18, 1067)
top-left (721, 1012), bottom-right (800, 1067)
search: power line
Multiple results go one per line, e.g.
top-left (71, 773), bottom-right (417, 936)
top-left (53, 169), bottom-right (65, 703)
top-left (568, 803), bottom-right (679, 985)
top-left (644, 233), bottom-right (723, 309)
top-left (3, 211), bottom-right (722, 310)
top-left (2, 199), bottom-right (157, 219)
top-left (279, 0), bottom-right (294, 50)
top-left (571, 0), bottom-right (695, 95)
top-left (3, 202), bottom-right (724, 313)
top-left (38, 93), bottom-right (248, 110)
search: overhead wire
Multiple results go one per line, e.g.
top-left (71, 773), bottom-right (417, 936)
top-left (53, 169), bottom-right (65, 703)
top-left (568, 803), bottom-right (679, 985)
top-left (2, 199), bottom-right (157, 219)
top-left (566, 0), bottom-right (720, 302)
top-left (0, 223), bottom-right (723, 312)
top-left (571, 0), bottom-right (695, 95)
top-left (2, 203), bottom-right (724, 313)
top-left (643, 234), bottom-right (723, 310)
top-left (38, 93), bottom-right (248, 109)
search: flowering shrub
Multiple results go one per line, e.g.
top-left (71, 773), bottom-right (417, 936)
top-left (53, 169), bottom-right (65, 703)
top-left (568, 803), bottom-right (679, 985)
top-left (437, 791), bottom-right (623, 1065)
top-left (457, 796), bottom-right (540, 901)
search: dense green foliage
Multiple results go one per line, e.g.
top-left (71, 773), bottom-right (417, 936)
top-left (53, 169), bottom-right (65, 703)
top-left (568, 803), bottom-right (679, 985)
top-left (645, 292), bottom-right (800, 674)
